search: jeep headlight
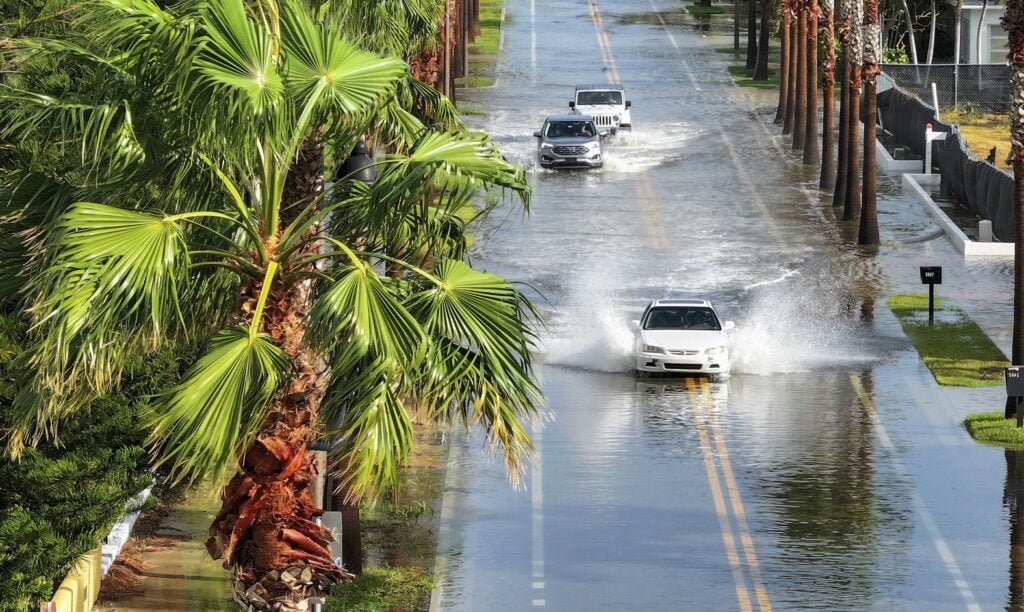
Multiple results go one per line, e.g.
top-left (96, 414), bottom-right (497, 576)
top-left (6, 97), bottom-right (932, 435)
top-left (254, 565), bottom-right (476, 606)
top-left (641, 344), bottom-right (664, 354)
top-left (705, 346), bottom-right (727, 356)
top-left (613, 115), bottom-right (620, 121)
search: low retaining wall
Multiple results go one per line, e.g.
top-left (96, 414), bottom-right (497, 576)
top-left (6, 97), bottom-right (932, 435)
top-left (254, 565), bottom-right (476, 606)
top-left (902, 173), bottom-right (1013, 256)
top-left (42, 486), bottom-right (153, 612)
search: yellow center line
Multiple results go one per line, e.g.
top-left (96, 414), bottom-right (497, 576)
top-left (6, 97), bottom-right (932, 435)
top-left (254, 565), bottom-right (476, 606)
top-left (637, 175), bottom-right (671, 249)
top-left (586, 0), bottom-right (621, 84)
top-left (702, 385), bottom-right (773, 612)
top-left (685, 379), bottom-right (754, 612)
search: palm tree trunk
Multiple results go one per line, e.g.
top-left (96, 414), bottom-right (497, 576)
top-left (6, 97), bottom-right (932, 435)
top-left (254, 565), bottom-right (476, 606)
top-left (784, 7), bottom-right (800, 134)
top-left (735, 0), bottom-right (742, 50)
top-left (776, 7), bottom-right (791, 123)
top-left (859, 0), bottom-right (881, 245)
top-left (842, 66), bottom-right (862, 221)
top-left (754, 0), bottom-right (772, 80)
top-left (207, 140), bottom-right (348, 611)
top-left (334, 481), bottom-right (363, 575)
top-left (747, 0), bottom-right (759, 70)
top-left (803, 0), bottom-right (821, 165)
top-left (820, 0), bottom-right (837, 188)
top-left (793, 1), bottom-right (808, 150)
top-left (1012, 0), bottom-right (1024, 364)
top-left (834, 49), bottom-right (850, 205)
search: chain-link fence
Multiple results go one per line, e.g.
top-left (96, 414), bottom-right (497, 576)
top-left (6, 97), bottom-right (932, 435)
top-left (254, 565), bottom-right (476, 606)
top-left (880, 64), bottom-right (1011, 112)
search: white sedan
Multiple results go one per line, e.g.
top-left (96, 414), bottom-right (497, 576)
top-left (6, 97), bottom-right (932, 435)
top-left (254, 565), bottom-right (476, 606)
top-left (632, 299), bottom-right (733, 378)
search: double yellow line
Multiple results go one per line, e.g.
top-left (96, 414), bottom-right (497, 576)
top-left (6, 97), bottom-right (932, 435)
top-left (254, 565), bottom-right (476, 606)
top-left (685, 378), bottom-right (773, 612)
top-left (586, 0), bottom-right (621, 84)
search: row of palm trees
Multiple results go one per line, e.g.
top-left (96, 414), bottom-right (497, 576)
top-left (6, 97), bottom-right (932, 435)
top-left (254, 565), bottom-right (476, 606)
top-left (773, 0), bottom-right (883, 246)
top-left (0, 0), bottom-right (538, 609)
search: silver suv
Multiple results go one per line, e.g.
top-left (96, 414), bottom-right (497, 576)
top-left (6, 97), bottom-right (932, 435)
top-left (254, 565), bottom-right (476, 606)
top-left (533, 115), bottom-right (603, 169)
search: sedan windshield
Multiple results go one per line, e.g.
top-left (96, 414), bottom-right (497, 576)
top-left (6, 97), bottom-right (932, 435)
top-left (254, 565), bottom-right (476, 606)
top-left (577, 91), bottom-right (622, 105)
top-left (545, 121), bottom-right (597, 138)
top-left (643, 307), bottom-right (721, 331)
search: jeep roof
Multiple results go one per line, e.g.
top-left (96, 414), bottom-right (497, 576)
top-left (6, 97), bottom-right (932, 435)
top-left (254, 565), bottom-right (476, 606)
top-left (574, 84), bottom-right (625, 91)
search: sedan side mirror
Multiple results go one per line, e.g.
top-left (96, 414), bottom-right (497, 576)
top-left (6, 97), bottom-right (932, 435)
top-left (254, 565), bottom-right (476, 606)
top-left (723, 321), bottom-right (735, 331)
top-left (569, 101), bottom-right (576, 109)
top-left (533, 131), bottom-right (542, 138)
top-left (625, 100), bottom-right (632, 109)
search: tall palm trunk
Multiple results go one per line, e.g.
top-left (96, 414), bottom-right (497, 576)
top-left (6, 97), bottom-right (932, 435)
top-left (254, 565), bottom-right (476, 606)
top-left (747, 0), bottom-right (759, 70)
top-left (1010, 0), bottom-right (1024, 366)
top-left (776, 7), bottom-right (791, 123)
top-left (843, 19), bottom-right (863, 221)
top-left (793, 0), bottom-right (808, 150)
top-left (834, 50), bottom-right (850, 204)
top-left (754, 0), bottom-right (772, 80)
top-left (207, 141), bottom-right (347, 610)
top-left (803, 0), bottom-right (821, 165)
top-left (859, 0), bottom-right (881, 245)
top-left (820, 0), bottom-right (837, 188)
top-left (784, 5), bottom-right (800, 134)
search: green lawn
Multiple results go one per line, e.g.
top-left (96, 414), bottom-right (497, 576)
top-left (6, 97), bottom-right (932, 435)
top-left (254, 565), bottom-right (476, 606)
top-left (458, 0), bottom-right (504, 89)
top-left (727, 64), bottom-right (779, 89)
top-left (888, 294), bottom-right (1009, 387)
top-left (964, 412), bottom-right (1024, 449)
top-left (324, 567), bottom-right (435, 612)
top-left (687, 3), bottom-right (726, 15)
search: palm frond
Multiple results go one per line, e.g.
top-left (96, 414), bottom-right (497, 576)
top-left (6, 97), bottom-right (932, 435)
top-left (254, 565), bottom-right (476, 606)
top-left (148, 326), bottom-right (291, 484)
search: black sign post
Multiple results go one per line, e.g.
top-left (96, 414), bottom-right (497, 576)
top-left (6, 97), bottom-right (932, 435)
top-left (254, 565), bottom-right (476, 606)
top-left (919, 267), bottom-right (942, 324)
top-left (1008, 367), bottom-right (1024, 427)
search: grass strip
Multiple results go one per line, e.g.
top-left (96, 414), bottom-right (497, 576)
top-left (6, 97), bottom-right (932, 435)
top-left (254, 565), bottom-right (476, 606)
top-left (458, 0), bottom-right (504, 89)
top-left (727, 64), bottom-right (778, 89)
top-left (964, 412), bottom-right (1024, 449)
top-left (324, 567), bottom-right (435, 612)
top-left (687, 3), bottom-right (726, 15)
top-left (888, 293), bottom-right (1008, 387)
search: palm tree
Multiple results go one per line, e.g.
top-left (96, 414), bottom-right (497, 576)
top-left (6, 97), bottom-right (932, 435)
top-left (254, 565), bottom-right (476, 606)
top-left (784, 0), bottom-right (800, 135)
top-left (843, 2), bottom-right (864, 222)
top-left (820, 0), bottom-right (837, 189)
top-left (858, 0), bottom-right (881, 244)
top-left (0, 0), bottom-right (539, 609)
top-left (747, 0), bottom-right (759, 70)
top-left (802, 0), bottom-right (820, 165)
top-left (775, 4), bottom-right (791, 123)
top-left (793, 0), bottom-right (808, 150)
top-left (753, 0), bottom-right (772, 81)
top-left (1006, 0), bottom-right (1024, 367)
top-left (833, 0), bottom-right (851, 207)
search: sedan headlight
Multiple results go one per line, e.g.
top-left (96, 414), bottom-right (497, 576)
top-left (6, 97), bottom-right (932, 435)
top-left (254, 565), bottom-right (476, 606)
top-left (705, 345), bottom-right (727, 356)
top-left (641, 344), bottom-right (664, 354)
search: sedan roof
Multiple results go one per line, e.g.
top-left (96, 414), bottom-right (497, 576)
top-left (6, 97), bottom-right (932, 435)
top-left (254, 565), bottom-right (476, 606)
top-left (650, 299), bottom-right (711, 307)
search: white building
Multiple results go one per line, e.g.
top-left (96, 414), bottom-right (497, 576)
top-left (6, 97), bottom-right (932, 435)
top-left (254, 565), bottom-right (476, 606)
top-left (960, 0), bottom-right (1008, 64)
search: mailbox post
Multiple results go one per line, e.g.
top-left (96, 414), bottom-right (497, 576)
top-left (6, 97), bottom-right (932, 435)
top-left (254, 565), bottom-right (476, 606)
top-left (919, 266), bottom-right (942, 324)
top-left (1008, 367), bottom-right (1024, 427)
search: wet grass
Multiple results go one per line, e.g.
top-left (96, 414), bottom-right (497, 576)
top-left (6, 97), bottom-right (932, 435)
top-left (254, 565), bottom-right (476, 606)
top-left (888, 294), bottom-right (1009, 387)
top-left (944, 109), bottom-right (1011, 169)
top-left (323, 567), bottom-right (435, 612)
top-left (325, 429), bottom-right (446, 611)
top-left (687, 3), bottom-right (726, 15)
top-left (728, 64), bottom-right (779, 89)
top-left (964, 412), bottom-right (1024, 449)
top-left (458, 0), bottom-right (504, 89)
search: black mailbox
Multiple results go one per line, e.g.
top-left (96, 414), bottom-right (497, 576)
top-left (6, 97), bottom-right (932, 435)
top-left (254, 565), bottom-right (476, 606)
top-left (1008, 367), bottom-right (1024, 397)
top-left (920, 266), bottom-right (942, 284)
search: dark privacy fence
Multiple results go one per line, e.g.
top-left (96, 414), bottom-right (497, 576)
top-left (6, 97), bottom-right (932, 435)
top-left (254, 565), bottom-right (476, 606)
top-left (876, 87), bottom-right (1016, 242)
top-left (880, 64), bottom-right (1011, 112)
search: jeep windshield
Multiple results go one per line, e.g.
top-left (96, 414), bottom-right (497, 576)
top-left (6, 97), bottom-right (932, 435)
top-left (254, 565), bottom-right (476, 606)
top-left (576, 91), bottom-right (622, 106)
top-left (545, 121), bottom-right (597, 138)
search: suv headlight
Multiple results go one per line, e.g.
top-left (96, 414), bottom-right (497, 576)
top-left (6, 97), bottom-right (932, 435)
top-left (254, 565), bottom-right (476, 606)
top-left (705, 346), bottom-right (727, 356)
top-left (540, 142), bottom-right (554, 149)
top-left (641, 344), bottom-right (664, 354)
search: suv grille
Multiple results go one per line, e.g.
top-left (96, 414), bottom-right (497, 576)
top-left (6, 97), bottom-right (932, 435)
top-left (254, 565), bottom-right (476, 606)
top-left (553, 146), bottom-right (588, 156)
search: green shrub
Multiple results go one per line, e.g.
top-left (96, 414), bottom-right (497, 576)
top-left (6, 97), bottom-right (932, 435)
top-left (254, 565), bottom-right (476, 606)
top-left (882, 47), bottom-right (910, 64)
top-left (0, 313), bottom-right (188, 610)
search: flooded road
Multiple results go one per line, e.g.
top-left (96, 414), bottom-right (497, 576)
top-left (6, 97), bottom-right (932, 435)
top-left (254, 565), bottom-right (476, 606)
top-left (433, 0), bottom-right (1020, 610)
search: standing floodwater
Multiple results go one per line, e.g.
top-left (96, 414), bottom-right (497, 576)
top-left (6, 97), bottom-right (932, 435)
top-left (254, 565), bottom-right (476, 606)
top-left (433, 0), bottom-right (1019, 610)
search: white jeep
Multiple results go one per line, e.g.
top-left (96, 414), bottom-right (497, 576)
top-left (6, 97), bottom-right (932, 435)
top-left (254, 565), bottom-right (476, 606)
top-left (568, 84), bottom-right (632, 135)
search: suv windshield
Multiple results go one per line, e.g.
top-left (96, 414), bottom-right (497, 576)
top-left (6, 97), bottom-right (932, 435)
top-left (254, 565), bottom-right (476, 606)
top-left (545, 121), bottom-right (597, 138)
top-left (643, 307), bottom-right (721, 331)
top-left (577, 91), bottom-right (622, 105)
